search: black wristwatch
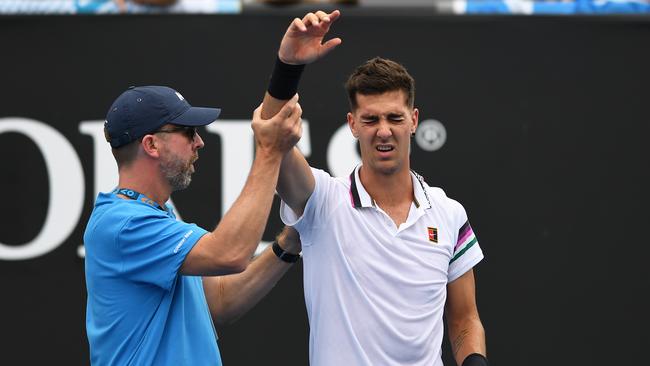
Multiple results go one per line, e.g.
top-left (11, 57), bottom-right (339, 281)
top-left (272, 241), bottom-right (301, 263)
top-left (462, 353), bottom-right (489, 366)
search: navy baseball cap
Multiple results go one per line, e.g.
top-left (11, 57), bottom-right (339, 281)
top-left (104, 85), bottom-right (221, 148)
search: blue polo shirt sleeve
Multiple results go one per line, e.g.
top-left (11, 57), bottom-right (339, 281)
top-left (117, 212), bottom-right (208, 290)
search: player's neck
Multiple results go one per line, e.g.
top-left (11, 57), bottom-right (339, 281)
top-left (359, 165), bottom-right (413, 208)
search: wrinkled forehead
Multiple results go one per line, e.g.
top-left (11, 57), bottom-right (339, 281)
top-left (352, 90), bottom-right (412, 114)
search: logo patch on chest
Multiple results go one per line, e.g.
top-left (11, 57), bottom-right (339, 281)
top-left (427, 227), bottom-right (438, 243)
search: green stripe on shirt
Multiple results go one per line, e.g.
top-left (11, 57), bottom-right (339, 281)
top-left (449, 237), bottom-right (477, 264)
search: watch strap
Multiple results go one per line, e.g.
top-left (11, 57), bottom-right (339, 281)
top-left (272, 241), bottom-right (301, 263)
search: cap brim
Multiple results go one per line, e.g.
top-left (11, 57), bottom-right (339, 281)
top-left (170, 106), bottom-right (221, 127)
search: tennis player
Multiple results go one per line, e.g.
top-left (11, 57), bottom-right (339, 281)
top-left (260, 10), bottom-right (489, 366)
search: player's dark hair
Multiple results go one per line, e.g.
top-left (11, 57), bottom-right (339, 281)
top-left (345, 57), bottom-right (415, 110)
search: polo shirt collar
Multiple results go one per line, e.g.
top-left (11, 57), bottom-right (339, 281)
top-left (348, 165), bottom-right (432, 210)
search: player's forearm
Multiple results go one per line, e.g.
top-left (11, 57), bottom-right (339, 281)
top-left (206, 151), bottom-right (282, 268)
top-left (261, 90), bottom-right (314, 213)
top-left (261, 91), bottom-right (291, 120)
top-left (448, 316), bottom-right (486, 365)
top-left (206, 247), bottom-right (293, 326)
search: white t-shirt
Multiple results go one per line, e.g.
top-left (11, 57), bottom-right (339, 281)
top-left (281, 166), bottom-right (484, 366)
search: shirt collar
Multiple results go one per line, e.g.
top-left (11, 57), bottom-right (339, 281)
top-left (348, 165), bottom-right (432, 209)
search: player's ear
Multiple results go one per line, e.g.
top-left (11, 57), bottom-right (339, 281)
top-left (411, 108), bottom-right (419, 134)
top-left (347, 112), bottom-right (359, 139)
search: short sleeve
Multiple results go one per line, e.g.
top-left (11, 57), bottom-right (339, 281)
top-left (117, 212), bottom-right (208, 290)
top-left (280, 167), bottom-right (336, 245)
top-left (447, 200), bottom-right (484, 282)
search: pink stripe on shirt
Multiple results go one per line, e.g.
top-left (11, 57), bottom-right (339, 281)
top-left (455, 227), bottom-right (474, 251)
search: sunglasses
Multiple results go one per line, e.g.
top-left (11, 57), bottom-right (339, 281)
top-left (154, 125), bottom-right (197, 141)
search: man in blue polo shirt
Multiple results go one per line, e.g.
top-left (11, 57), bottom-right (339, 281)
top-left (84, 86), bottom-right (304, 365)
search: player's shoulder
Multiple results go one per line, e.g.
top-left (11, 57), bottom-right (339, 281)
top-left (413, 172), bottom-right (465, 213)
top-left (311, 166), bottom-right (352, 189)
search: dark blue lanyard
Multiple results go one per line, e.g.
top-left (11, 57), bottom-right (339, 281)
top-left (113, 188), bottom-right (166, 211)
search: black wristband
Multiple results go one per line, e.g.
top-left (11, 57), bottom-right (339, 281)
top-left (267, 56), bottom-right (305, 100)
top-left (272, 241), bottom-right (301, 263)
top-left (462, 353), bottom-right (489, 366)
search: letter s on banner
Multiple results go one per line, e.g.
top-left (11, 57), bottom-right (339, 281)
top-left (0, 118), bottom-right (84, 260)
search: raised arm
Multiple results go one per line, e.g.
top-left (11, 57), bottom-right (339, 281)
top-left (261, 10), bottom-right (342, 214)
top-left (180, 97), bottom-right (302, 276)
top-left (262, 10), bottom-right (342, 119)
top-left (446, 269), bottom-right (488, 366)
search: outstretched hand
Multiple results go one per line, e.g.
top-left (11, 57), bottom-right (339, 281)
top-left (278, 10), bottom-right (342, 65)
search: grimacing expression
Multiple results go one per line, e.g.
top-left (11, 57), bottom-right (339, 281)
top-left (347, 90), bottom-right (418, 176)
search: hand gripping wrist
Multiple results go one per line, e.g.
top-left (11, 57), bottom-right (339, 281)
top-left (462, 353), bottom-right (489, 366)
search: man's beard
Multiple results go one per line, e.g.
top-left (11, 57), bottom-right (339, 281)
top-left (161, 152), bottom-right (196, 192)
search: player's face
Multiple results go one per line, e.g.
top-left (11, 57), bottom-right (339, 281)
top-left (347, 90), bottom-right (418, 176)
top-left (157, 124), bottom-right (205, 191)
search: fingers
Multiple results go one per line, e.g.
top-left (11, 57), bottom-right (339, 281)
top-left (252, 97), bottom-right (302, 154)
top-left (320, 37), bottom-right (342, 56)
top-left (315, 10), bottom-right (340, 24)
top-left (291, 103), bottom-right (303, 141)
top-left (290, 17), bottom-right (307, 32)
top-left (278, 94), bottom-right (300, 119)
top-left (303, 12), bottom-right (320, 27)
top-left (314, 10), bottom-right (329, 22)
top-left (327, 9), bottom-right (341, 23)
top-left (256, 95), bottom-right (298, 124)
top-left (273, 99), bottom-right (302, 152)
top-left (290, 9), bottom-right (341, 37)
top-left (292, 102), bottom-right (303, 128)
top-left (283, 101), bottom-right (302, 131)
top-left (281, 98), bottom-right (302, 132)
top-left (252, 102), bottom-right (263, 120)
top-left (303, 10), bottom-right (339, 27)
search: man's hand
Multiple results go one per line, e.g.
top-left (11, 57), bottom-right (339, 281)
top-left (252, 94), bottom-right (303, 155)
top-left (279, 10), bottom-right (342, 65)
top-left (276, 226), bottom-right (301, 254)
